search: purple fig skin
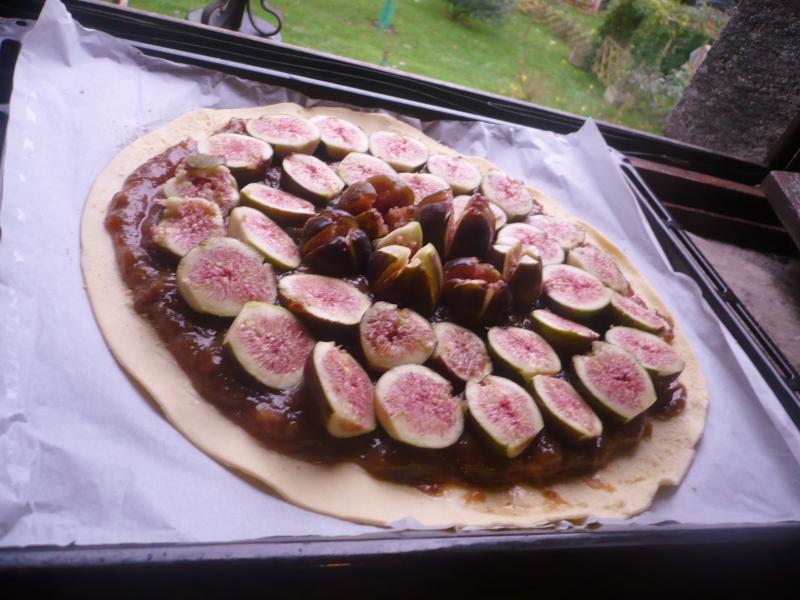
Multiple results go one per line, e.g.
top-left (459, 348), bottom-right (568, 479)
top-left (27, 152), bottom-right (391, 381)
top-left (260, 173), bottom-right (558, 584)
top-left (507, 254), bottom-right (543, 310)
top-left (446, 194), bottom-right (496, 260)
top-left (418, 195), bottom-right (452, 257)
top-left (299, 210), bottom-right (371, 276)
top-left (442, 258), bottom-right (510, 326)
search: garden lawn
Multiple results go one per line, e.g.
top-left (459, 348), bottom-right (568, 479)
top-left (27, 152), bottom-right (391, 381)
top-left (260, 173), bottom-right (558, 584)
top-left (116, 0), bottom-right (660, 132)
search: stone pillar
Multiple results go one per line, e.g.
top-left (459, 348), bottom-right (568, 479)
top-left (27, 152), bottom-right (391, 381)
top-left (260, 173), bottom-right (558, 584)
top-left (664, 0), bottom-right (800, 165)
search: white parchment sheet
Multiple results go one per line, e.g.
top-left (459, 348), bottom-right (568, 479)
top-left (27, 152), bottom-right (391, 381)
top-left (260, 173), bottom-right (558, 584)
top-left (1, 0), bottom-right (799, 546)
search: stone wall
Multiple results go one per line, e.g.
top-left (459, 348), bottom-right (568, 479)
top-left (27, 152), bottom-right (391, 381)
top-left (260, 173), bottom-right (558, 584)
top-left (664, 0), bottom-right (800, 165)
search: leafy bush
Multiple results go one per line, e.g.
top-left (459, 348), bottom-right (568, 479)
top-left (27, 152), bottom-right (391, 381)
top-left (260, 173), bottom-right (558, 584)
top-left (445, 0), bottom-right (518, 26)
top-left (598, 0), bottom-right (712, 73)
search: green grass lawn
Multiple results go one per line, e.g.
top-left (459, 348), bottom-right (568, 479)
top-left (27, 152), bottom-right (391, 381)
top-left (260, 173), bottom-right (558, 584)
top-left (112, 0), bottom-right (661, 133)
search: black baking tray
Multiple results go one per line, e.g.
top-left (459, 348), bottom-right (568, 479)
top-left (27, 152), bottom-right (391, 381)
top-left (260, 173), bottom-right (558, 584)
top-left (1, 3), bottom-right (799, 592)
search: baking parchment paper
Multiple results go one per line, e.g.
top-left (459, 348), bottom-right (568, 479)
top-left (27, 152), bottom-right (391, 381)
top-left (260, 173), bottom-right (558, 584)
top-left (1, 0), bottom-right (799, 546)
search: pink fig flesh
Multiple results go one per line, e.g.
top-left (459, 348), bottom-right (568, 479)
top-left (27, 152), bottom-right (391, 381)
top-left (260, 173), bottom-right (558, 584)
top-left (245, 114), bottom-right (320, 155)
top-left (497, 223), bottom-right (564, 265)
top-left (572, 341), bottom-right (656, 422)
top-left (526, 214), bottom-right (585, 250)
top-left (282, 153), bottom-right (345, 202)
top-left (604, 326), bottom-right (684, 380)
top-left (278, 273), bottom-right (371, 327)
top-left (530, 375), bottom-right (602, 441)
top-left (487, 326), bottom-right (561, 381)
top-left (176, 237), bottom-right (276, 317)
top-left (151, 196), bottom-right (225, 257)
top-left (197, 133), bottom-right (273, 180)
top-left (224, 302), bottom-right (315, 390)
top-left (310, 115), bottom-right (369, 159)
top-left (542, 264), bottom-right (611, 319)
top-left (398, 172), bottom-right (450, 205)
top-left (426, 154), bottom-right (482, 195)
top-left (466, 375), bottom-right (544, 458)
top-left (567, 244), bottom-right (628, 293)
top-left (530, 308), bottom-right (599, 353)
top-left (336, 152), bottom-right (398, 186)
top-left (610, 292), bottom-right (670, 334)
top-left (359, 301), bottom-right (436, 372)
top-left (374, 365), bottom-right (463, 449)
top-left (227, 206), bottom-right (300, 270)
top-left (369, 130), bottom-right (429, 172)
top-left (240, 183), bottom-right (316, 225)
top-left (432, 321), bottom-right (493, 383)
top-left (480, 170), bottom-right (534, 221)
top-left (307, 341), bottom-right (376, 437)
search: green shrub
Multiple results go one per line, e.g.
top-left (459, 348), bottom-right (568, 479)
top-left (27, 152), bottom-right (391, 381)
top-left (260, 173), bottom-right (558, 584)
top-left (445, 0), bottom-right (518, 26)
top-left (598, 0), bottom-right (712, 73)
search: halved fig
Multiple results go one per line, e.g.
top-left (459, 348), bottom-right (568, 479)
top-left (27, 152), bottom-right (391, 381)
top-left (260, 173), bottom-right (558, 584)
top-left (605, 326), bottom-right (684, 381)
top-left (374, 365), bottom-right (463, 449)
top-left (299, 209), bottom-right (371, 276)
top-left (355, 208), bottom-right (388, 239)
top-left (309, 115), bottom-right (369, 160)
top-left (567, 244), bottom-right (628, 293)
top-left (240, 183), bottom-right (316, 225)
top-left (526, 215), bottom-right (585, 251)
top-left (245, 114), bottom-right (320, 156)
top-left (306, 341), bottom-right (376, 437)
top-left (487, 327), bottom-right (561, 381)
top-left (488, 201), bottom-right (508, 230)
top-left (398, 172), bottom-right (450, 205)
top-left (369, 130), bottom-right (429, 172)
top-left (151, 197), bottom-right (225, 257)
top-left (442, 258), bottom-right (511, 325)
top-left (162, 154), bottom-right (239, 214)
top-left (466, 375), bottom-right (544, 458)
top-left (445, 194), bottom-right (496, 259)
top-left (197, 133), bottom-right (273, 182)
top-left (227, 206), bottom-right (300, 270)
top-left (497, 223), bottom-right (564, 265)
top-left (431, 322), bottom-right (492, 383)
top-left (282, 153), bottom-right (345, 203)
top-left (572, 341), bottom-right (656, 422)
top-left (278, 273), bottom-right (371, 328)
top-left (336, 152), bottom-right (398, 186)
top-left (373, 221), bottom-right (423, 253)
top-left (530, 375), bottom-right (602, 442)
top-left (224, 302), bottom-right (314, 390)
top-left (177, 237), bottom-right (276, 317)
top-left (530, 309), bottom-right (599, 354)
top-left (426, 154), bottom-right (482, 195)
top-left (488, 240), bottom-right (542, 310)
top-left (417, 194), bottom-right (452, 256)
top-left (368, 244), bottom-right (411, 291)
top-left (481, 170), bottom-right (535, 221)
top-left (542, 264), bottom-right (611, 319)
top-left (368, 244), bottom-right (443, 316)
top-left (609, 292), bottom-right (670, 334)
top-left (359, 301), bottom-right (436, 372)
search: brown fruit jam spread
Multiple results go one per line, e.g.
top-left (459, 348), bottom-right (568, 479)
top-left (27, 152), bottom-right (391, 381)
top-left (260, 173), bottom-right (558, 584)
top-left (105, 126), bottom-right (685, 489)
